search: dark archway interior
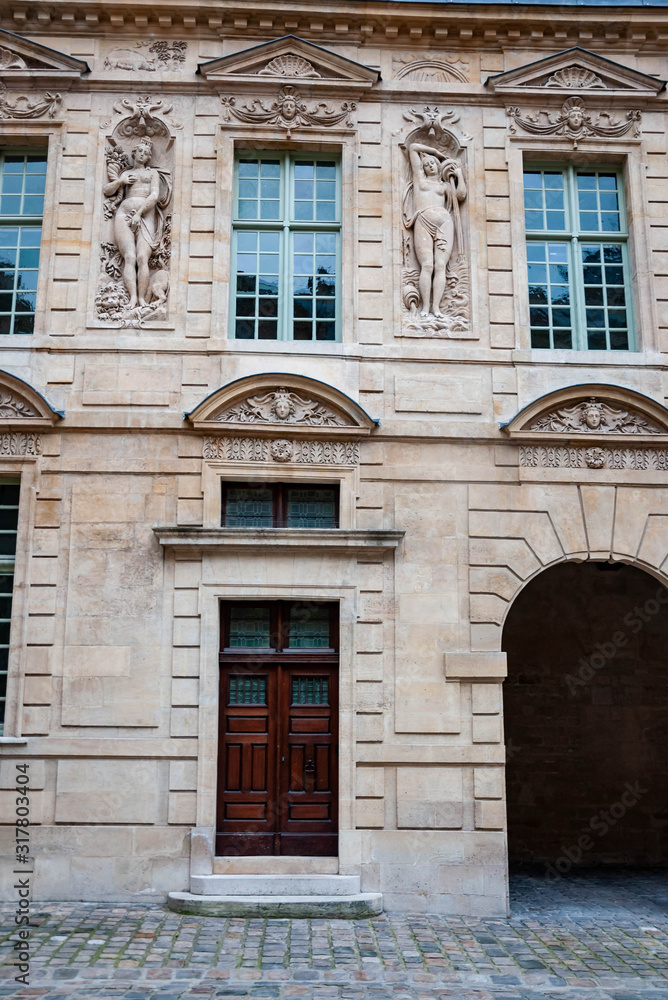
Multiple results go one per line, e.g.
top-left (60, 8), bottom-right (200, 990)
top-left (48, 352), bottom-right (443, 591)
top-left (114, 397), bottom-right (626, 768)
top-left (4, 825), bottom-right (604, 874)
top-left (503, 561), bottom-right (668, 869)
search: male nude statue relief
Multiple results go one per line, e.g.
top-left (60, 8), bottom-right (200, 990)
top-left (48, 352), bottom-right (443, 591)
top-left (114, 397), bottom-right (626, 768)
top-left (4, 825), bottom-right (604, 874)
top-left (405, 142), bottom-right (466, 319)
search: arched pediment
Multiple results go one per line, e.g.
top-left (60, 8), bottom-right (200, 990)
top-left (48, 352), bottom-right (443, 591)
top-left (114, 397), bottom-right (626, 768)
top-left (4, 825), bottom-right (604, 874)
top-left (502, 384), bottom-right (668, 442)
top-left (0, 370), bottom-right (62, 429)
top-left (186, 374), bottom-right (377, 438)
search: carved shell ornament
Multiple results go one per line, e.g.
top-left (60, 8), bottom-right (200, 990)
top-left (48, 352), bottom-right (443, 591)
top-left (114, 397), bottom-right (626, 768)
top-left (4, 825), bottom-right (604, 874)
top-left (529, 397), bottom-right (662, 435)
top-left (545, 66), bottom-right (606, 89)
top-left (213, 388), bottom-right (349, 427)
top-left (507, 96), bottom-right (642, 149)
top-left (0, 46), bottom-right (27, 70)
top-left (258, 55), bottom-right (321, 78)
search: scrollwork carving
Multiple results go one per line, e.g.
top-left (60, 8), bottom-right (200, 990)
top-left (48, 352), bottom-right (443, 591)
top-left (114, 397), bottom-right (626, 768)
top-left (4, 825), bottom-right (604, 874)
top-left (0, 432), bottom-right (41, 456)
top-left (529, 398), bottom-right (662, 435)
top-left (96, 97), bottom-right (174, 327)
top-left (507, 97), bottom-right (641, 148)
top-left (520, 445), bottom-right (668, 471)
top-left (221, 85), bottom-right (356, 137)
top-left (0, 88), bottom-right (61, 120)
top-left (204, 436), bottom-right (359, 466)
top-left (213, 388), bottom-right (349, 427)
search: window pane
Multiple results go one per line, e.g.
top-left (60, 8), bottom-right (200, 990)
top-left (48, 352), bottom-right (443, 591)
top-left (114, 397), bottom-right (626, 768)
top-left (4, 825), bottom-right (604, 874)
top-left (224, 487), bottom-right (274, 527)
top-left (234, 230), bottom-right (280, 340)
top-left (0, 153), bottom-right (46, 217)
top-left (523, 170), bottom-right (566, 231)
top-left (580, 243), bottom-right (629, 351)
top-left (229, 675), bottom-right (267, 705)
top-left (292, 677), bottom-right (329, 705)
top-left (577, 171), bottom-right (621, 233)
top-left (288, 605), bottom-right (331, 648)
top-left (527, 241), bottom-right (572, 349)
top-left (287, 487), bottom-right (338, 528)
top-left (291, 231), bottom-right (337, 340)
top-left (228, 606), bottom-right (272, 648)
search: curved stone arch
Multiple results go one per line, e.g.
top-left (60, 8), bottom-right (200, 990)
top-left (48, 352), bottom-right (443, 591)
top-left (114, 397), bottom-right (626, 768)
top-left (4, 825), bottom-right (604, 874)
top-left (469, 480), bottom-right (668, 654)
top-left (502, 382), bottom-right (668, 438)
top-left (185, 373), bottom-right (378, 437)
top-left (0, 368), bottom-right (63, 428)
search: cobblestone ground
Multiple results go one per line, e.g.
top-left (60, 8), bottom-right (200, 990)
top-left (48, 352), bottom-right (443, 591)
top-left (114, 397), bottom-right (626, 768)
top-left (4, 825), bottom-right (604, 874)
top-left (1, 870), bottom-right (667, 1000)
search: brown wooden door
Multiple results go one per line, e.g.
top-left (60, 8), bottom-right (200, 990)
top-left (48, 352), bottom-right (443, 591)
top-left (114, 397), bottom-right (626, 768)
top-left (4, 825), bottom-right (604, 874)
top-left (216, 662), bottom-right (338, 856)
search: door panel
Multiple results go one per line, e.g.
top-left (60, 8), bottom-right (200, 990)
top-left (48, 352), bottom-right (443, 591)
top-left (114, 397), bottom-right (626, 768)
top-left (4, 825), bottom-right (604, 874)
top-left (216, 662), bottom-right (338, 856)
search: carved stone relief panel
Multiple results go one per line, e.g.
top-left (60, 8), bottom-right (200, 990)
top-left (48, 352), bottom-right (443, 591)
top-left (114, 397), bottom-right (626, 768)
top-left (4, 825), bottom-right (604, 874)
top-left (0, 432), bottom-right (41, 456)
top-left (393, 54), bottom-right (469, 84)
top-left (397, 108), bottom-right (470, 338)
top-left (212, 388), bottom-right (350, 427)
top-left (103, 42), bottom-right (187, 72)
top-left (221, 85), bottom-right (356, 137)
top-left (520, 445), bottom-right (668, 470)
top-left (507, 97), bottom-right (642, 149)
top-left (96, 97), bottom-right (176, 328)
top-left (529, 397), bottom-right (662, 435)
top-left (204, 436), bottom-right (359, 465)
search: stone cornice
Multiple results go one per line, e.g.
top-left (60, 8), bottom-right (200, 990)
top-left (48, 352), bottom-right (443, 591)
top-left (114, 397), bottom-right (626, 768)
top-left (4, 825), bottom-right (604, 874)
top-left (154, 526), bottom-right (405, 551)
top-left (6, 2), bottom-right (668, 52)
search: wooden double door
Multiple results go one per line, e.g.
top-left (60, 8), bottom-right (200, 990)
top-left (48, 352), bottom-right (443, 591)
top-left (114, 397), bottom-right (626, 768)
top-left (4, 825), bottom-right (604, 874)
top-left (216, 660), bottom-right (339, 856)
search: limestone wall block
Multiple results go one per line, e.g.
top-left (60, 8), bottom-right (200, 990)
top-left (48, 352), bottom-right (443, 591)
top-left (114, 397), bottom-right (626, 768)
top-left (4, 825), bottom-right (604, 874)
top-left (55, 761), bottom-right (160, 824)
top-left (396, 768), bottom-right (464, 828)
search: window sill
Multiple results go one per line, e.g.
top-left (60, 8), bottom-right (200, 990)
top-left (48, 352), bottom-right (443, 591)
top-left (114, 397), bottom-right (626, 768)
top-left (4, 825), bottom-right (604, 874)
top-left (0, 736), bottom-right (28, 744)
top-left (154, 526), bottom-right (404, 552)
top-left (513, 348), bottom-right (654, 366)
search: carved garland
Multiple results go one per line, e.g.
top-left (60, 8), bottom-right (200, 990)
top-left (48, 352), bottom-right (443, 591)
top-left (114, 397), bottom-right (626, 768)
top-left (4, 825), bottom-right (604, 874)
top-left (204, 436), bottom-right (359, 466)
top-left (507, 97), bottom-right (642, 149)
top-left (221, 86), bottom-right (356, 137)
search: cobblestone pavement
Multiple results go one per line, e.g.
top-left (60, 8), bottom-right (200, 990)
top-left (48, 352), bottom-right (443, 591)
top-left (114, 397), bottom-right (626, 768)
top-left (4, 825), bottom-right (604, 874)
top-left (1, 870), bottom-right (667, 999)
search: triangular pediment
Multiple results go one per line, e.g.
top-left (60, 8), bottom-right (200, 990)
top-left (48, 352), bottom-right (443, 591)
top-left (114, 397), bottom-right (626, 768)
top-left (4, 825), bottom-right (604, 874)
top-left (486, 48), bottom-right (664, 97)
top-left (198, 35), bottom-right (379, 89)
top-left (0, 28), bottom-right (88, 84)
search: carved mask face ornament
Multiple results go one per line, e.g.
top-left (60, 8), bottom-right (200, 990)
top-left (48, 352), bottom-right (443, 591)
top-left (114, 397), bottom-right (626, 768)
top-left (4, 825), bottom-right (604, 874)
top-left (583, 404), bottom-right (603, 430)
top-left (272, 393), bottom-right (294, 421)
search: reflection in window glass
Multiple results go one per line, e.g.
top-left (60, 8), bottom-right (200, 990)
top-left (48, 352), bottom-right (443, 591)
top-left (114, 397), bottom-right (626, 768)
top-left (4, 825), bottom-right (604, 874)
top-left (0, 153), bottom-right (46, 335)
top-left (523, 166), bottom-right (630, 351)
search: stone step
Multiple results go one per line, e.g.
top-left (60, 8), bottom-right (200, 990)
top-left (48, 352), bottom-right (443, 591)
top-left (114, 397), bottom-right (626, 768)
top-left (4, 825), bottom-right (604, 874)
top-left (167, 891), bottom-right (383, 919)
top-left (190, 873), bottom-right (360, 896)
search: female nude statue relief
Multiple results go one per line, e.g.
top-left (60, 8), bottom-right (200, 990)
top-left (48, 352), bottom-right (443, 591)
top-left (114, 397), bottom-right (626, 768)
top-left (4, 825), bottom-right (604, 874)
top-left (404, 142), bottom-right (466, 318)
top-left (102, 136), bottom-right (170, 311)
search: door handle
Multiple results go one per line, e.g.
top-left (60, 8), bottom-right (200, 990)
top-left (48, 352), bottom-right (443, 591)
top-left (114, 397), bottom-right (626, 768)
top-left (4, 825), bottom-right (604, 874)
top-left (305, 757), bottom-right (315, 773)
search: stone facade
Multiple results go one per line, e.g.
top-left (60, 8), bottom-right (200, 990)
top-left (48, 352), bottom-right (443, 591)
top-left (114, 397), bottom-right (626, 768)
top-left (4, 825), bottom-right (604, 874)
top-left (0, 0), bottom-right (668, 916)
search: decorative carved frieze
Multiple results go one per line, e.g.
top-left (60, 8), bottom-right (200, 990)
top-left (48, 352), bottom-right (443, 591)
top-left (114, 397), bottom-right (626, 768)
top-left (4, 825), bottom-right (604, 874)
top-left (96, 97), bottom-right (174, 328)
top-left (221, 85), bottom-right (356, 137)
top-left (529, 398), bottom-right (662, 435)
top-left (507, 97), bottom-right (642, 148)
top-left (399, 108), bottom-right (470, 338)
top-left (545, 66), bottom-right (605, 89)
top-left (0, 432), bottom-right (41, 456)
top-left (212, 388), bottom-right (349, 427)
top-left (104, 41), bottom-right (187, 72)
top-left (257, 55), bottom-right (320, 78)
top-left (394, 54), bottom-right (469, 83)
top-left (203, 436), bottom-right (359, 466)
top-left (520, 445), bottom-right (668, 471)
top-left (0, 88), bottom-right (61, 119)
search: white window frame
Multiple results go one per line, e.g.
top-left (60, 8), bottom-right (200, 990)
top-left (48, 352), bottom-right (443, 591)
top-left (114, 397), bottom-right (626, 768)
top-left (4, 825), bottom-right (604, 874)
top-left (230, 150), bottom-right (341, 343)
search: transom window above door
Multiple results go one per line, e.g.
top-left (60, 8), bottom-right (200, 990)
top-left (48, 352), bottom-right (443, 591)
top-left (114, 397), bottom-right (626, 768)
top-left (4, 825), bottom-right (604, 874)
top-left (221, 601), bottom-right (338, 653)
top-left (232, 151), bottom-right (340, 342)
top-left (523, 166), bottom-right (632, 351)
top-left (221, 481), bottom-right (339, 528)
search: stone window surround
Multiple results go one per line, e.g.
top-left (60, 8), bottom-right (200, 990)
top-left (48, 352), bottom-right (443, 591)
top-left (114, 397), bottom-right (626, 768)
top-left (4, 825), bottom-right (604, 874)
top-left (215, 126), bottom-right (359, 345)
top-left (506, 136), bottom-right (655, 356)
top-left (0, 121), bottom-right (63, 346)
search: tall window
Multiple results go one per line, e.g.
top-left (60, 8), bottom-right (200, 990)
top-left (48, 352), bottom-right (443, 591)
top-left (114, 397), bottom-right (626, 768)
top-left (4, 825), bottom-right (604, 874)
top-left (0, 152), bottom-right (47, 334)
top-left (0, 480), bottom-right (19, 734)
top-left (232, 152), bottom-right (340, 341)
top-left (524, 166), bottom-right (632, 350)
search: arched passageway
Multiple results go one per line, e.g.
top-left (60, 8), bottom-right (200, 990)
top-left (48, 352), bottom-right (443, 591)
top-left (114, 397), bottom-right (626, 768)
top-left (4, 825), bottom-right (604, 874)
top-left (503, 561), bottom-right (668, 871)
